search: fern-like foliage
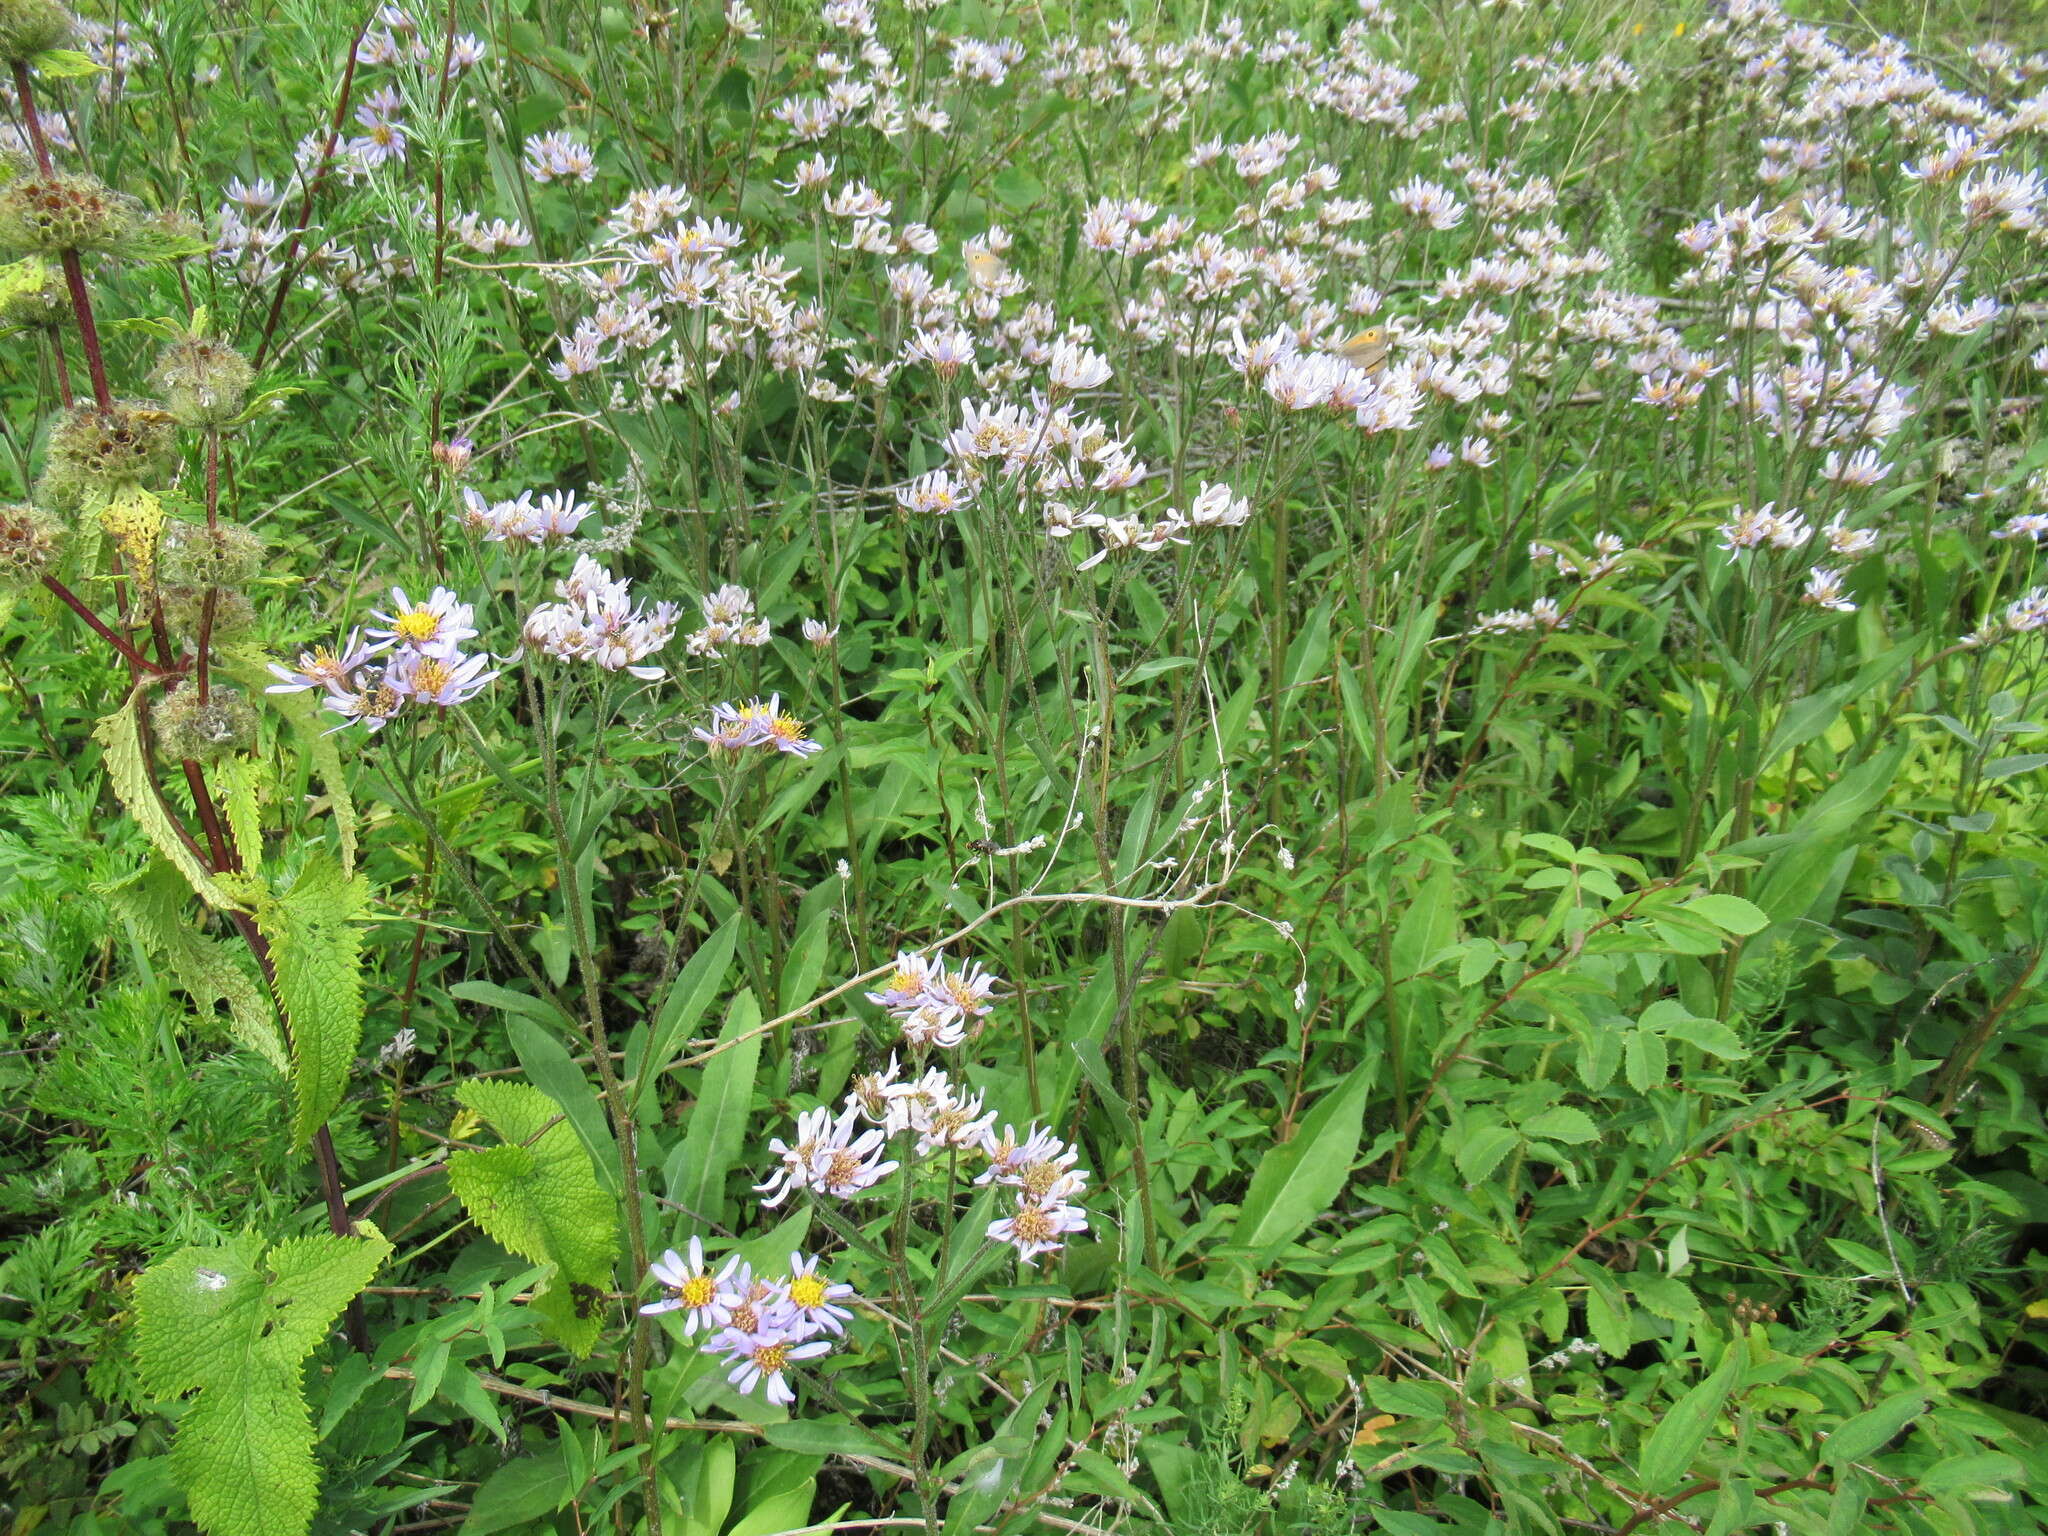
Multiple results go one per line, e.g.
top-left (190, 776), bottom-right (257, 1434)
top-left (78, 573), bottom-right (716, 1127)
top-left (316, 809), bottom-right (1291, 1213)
top-left (447, 1079), bottom-right (617, 1357)
top-left (134, 1224), bottom-right (391, 1536)
top-left (243, 854), bottom-right (370, 1149)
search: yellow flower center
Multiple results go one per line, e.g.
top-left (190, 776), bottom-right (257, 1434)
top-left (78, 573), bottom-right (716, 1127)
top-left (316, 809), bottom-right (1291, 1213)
top-left (1011, 1206), bottom-right (1055, 1243)
top-left (788, 1275), bottom-right (827, 1309)
top-left (411, 657), bottom-right (453, 696)
top-left (681, 1275), bottom-right (716, 1308)
top-left (754, 1342), bottom-right (789, 1372)
top-left (393, 609), bottom-right (441, 644)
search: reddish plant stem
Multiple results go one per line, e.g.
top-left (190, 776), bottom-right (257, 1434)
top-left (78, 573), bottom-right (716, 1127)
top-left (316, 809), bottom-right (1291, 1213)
top-left (49, 332), bottom-right (73, 409)
top-left (252, 19), bottom-right (371, 369)
top-left (58, 252), bottom-right (113, 411)
top-left (40, 574), bottom-right (156, 672)
top-left (9, 63), bottom-right (113, 413)
top-left (9, 60), bottom-right (53, 173)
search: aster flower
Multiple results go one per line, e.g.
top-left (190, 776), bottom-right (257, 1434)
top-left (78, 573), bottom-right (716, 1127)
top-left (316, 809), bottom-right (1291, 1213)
top-left (755, 1106), bottom-right (837, 1209)
top-left (369, 586), bottom-right (478, 658)
top-left (710, 1325), bottom-right (833, 1407)
top-left (266, 628), bottom-right (385, 693)
top-left (385, 647), bottom-right (497, 707)
top-left (523, 130), bottom-right (598, 184)
top-left (778, 1252), bottom-right (857, 1337)
top-left (1801, 567), bottom-right (1856, 613)
top-left (810, 1105), bottom-right (899, 1198)
top-left (988, 1196), bottom-right (1090, 1267)
top-left (640, 1238), bottom-right (737, 1334)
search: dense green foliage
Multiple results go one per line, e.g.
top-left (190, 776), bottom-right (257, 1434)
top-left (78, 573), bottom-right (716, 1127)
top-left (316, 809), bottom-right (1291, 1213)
top-left (4, 0), bottom-right (2048, 1532)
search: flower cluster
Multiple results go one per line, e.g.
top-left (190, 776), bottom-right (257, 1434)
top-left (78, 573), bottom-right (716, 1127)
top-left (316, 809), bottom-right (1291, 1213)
top-left (268, 588), bottom-right (497, 732)
top-left (640, 1238), bottom-right (855, 1407)
top-left (693, 695), bottom-right (825, 756)
top-left (522, 556), bottom-right (679, 678)
top-left (864, 950), bottom-right (1001, 1048)
top-left (753, 1051), bottom-right (1092, 1269)
top-left (686, 584), bottom-right (771, 656)
top-left (458, 486), bottom-right (595, 544)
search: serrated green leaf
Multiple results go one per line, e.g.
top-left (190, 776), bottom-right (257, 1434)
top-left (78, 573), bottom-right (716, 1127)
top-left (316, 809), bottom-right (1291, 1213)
top-left (447, 1079), bottom-right (617, 1356)
top-left (33, 46), bottom-right (104, 76)
top-left (1454, 1124), bottom-right (1519, 1184)
top-left (255, 854), bottom-right (368, 1148)
top-left (1521, 1106), bottom-right (1599, 1144)
top-left (1637, 1340), bottom-right (1743, 1490)
top-left (134, 1225), bottom-right (391, 1536)
top-left (94, 692), bottom-right (235, 910)
top-left (102, 858), bottom-right (283, 1071)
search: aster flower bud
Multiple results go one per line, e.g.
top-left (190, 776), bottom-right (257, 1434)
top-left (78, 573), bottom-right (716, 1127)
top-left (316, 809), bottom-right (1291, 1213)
top-left (151, 686), bottom-right (257, 762)
top-left (150, 336), bottom-right (255, 426)
top-left (159, 519), bottom-right (263, 590)
top-left (0, 0), bottom-right (73, 63)
top-left (43, 401), bottom-right (178, 499)
top-left (0, 502), bottom-right (64, 586)
top-left (0, 171), bottom-right (143, 255)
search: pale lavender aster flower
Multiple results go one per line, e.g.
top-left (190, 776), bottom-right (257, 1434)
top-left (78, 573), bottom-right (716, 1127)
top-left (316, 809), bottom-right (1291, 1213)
top-left (640, 1237), bottom-right (736, 1334)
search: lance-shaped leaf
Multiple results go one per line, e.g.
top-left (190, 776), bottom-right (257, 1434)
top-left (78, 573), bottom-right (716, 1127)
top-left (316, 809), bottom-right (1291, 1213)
top-left (446, 1079), bottom-right (617, 1357)
top-left (93, 692), bottom-right (235, 910)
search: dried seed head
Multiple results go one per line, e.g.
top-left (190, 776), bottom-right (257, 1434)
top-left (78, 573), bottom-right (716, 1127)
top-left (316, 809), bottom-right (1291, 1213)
top-left (160, 583), bottom-right (256, 641)
top-left (0, 502), bottom-right (64, 586)
top-left (151, 685), bottom-right (257, 762)
top-left (0, 170), bottom-right (143, 255)
top-left (44, 400), bottom-right (178, 497)
top-left (0, 0), bottom-right (73, 62)
top-left (158, 519), bottom-right (263, 589)
top-left (150, 337), bottom-right (256, 426)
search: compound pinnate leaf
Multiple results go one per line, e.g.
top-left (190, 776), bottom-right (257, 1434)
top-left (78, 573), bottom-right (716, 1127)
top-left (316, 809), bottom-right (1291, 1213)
top-left (446, 1079), bottom-right (617, 1356)
top-left (134, 1226), bottom-right (391, 1536)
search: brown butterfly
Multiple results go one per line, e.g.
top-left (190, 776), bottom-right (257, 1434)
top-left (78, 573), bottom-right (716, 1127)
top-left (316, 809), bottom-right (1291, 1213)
top-left (1332, 325), bottom-right (1391, 374)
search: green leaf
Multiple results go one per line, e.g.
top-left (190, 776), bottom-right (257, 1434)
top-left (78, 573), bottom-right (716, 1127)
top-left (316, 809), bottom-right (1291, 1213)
top-left (1624, 1028), bottom-right (1666, 1092)
top-left (672, 991), bottom-right (763, 1229)
top-left (1682, 894), bottom-right (1770, 936)
top-left (218, 645), bottom-right (358, 874)
top-left (1636, 1341), bottom-right (1743, 1490)
top-left (1454, 1125), bottom-right (1519, 1185)
top-left (33, 46), bottom-right (104, 77)
top-left (635, 916), bottom-right (740, 1105)
top-left (255, 854), bottom-right (369, 1149)
top-left (509, 1017), bottom-right (619, 1195)
top-left (1821, 1391), bottom-right (1926, 1468)
top-left (134, 1226), bottom-right (391, 1536)
top-left (94, 692), bottom-right (234, 910)
top-left (1228, 1062), bottom-right (1370, 1253)
top-left (102, 858), bottom-right (284, 1071)
top-left (1520, 1107), bottom-right (1599, 1145)
top-left (447, 1080), bottom-right (618, 1357)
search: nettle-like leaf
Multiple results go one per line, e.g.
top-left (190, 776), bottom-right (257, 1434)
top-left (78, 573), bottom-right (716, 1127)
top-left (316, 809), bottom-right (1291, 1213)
top-left (272, 858), bottom-right (370, 1147)
top-left (101, 857), bottom-right (284, 1071)
top-left (446, 1079), bottom-right (617, 1357)
top-left (93, 691), bottom-right (236, 911)
top-left (134, 1225), bottom-right (391, 1536)
top-left (232, 853), bottom-right (370, 1148)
